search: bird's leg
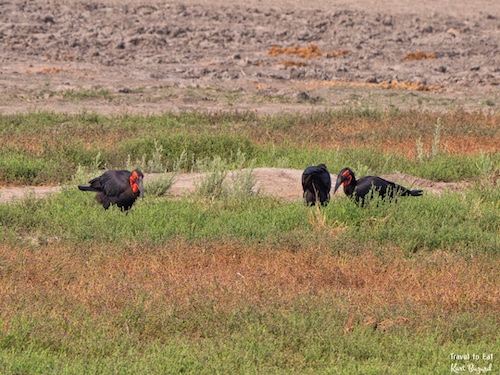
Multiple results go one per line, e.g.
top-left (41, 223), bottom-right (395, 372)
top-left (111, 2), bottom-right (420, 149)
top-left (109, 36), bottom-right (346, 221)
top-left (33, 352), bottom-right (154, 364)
top-left (313, 184), bottom-right (320, 206)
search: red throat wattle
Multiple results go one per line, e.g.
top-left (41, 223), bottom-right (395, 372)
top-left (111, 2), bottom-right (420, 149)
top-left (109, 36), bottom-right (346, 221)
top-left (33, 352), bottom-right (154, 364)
top-left (130, 171), bottom-right (140, 193)
top-left (342, 170), bottom-right (352, 187)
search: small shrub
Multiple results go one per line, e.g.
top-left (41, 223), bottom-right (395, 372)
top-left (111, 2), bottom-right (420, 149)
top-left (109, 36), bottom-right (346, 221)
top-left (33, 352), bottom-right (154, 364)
top-left (172, 150), bottom-right (193, 173)
top-left (194, 156), bottom-right (229, 201)
top-left (416, 136), bottom-right (425, 161)
top-left (145, 174), bottom-right (176, 198)
top-left (432, 117), bottom-right (442, 156)
top-left (227, 168), bottom-right (259, 200)
top-left (475, 152), bottom-right (499, 182)
top-left (194, 153), bottom-right (259, 202)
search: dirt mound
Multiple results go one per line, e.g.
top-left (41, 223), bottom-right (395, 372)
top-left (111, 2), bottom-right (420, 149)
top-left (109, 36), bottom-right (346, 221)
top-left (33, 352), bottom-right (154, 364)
top-left (248, 168), bottom-right (467, 199)
top-left (380, 172), bottom-right (467, 196)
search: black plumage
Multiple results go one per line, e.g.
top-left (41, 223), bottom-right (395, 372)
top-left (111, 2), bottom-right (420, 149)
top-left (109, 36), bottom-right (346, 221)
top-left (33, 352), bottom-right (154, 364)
top-left (334, 167), bottom-right (423, 205)
top-left (78, 169), bottom-right (144, 211)
top-left (302, 164), bottom-right (332, 206)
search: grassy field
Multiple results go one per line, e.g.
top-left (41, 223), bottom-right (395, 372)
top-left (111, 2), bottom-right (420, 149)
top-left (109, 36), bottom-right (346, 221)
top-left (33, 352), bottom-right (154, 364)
top-left (1, 109), bottom-right (500, 374)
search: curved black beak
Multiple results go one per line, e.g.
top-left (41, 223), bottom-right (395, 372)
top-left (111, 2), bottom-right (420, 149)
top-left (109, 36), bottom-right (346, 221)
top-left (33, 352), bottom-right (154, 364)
top-left (138, 176), bottom-right (144, 199)
top-left (333, 174), bottom-right (343, 194)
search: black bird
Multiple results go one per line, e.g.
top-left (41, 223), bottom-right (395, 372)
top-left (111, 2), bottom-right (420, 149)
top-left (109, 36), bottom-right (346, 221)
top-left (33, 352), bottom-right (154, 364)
top-left (334, 167), bottom-right (423, 205)
top-left (78, 169), bottom-right (144, 211)
top-left (302, 164), bottom-right (332, 206)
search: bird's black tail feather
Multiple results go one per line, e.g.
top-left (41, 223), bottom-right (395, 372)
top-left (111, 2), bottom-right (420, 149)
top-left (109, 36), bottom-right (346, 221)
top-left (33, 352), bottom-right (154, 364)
top-left (410, 189), bottom-right (423, 196)
top-left (78, 185), bottom-right (100, 192)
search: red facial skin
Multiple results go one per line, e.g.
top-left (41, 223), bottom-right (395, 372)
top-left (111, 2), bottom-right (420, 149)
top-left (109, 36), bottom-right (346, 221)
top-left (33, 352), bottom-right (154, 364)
top-left (129, 170), bottom-right (141, 194)
top-left (342, 169), bottom-right (352, 187)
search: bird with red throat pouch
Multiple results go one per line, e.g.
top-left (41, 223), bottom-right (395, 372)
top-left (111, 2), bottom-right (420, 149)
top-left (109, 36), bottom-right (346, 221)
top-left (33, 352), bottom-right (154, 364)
top-left (78, 169), bottom-right (144, 211)
top-left (334, 167), bottom-right (422, 206)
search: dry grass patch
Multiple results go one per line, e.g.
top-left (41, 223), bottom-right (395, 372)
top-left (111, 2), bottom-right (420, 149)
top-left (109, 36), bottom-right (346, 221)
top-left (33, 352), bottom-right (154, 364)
top-left (1, 241), bottom-right (499, 328)
top-left (381, 136), bottom-right (500, 158)
top-left (403, 52), bottom-right (436, 61)
top-left (269, 45), bottom-right (350, 60)
top-left (379, 79), bottom-right (442, 91)
top-left (308, 79), bottom-right (442, 92)
top-left (326, 49), bottom-right (350, 58)
top-left (440, 136), bottom-right (500, 155)
top-left (25, 67), bottom-right (66, 74)
top-left (268, 44), bottom-right (322, 59)
top-left (268, 110), bottom-right (500, 157)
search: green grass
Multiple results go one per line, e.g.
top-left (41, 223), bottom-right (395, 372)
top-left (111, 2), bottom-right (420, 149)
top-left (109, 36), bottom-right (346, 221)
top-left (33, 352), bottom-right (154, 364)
top-left (0, 285), bottom-right (498, 374)
top-left (1, 109), bottom-right (500, 374)
top-left (1, 178), bottom-right (499, 254)
top-left (1, 110), bottom-right (499, 184)
top-left (62, 88), bottom-right (112, 101)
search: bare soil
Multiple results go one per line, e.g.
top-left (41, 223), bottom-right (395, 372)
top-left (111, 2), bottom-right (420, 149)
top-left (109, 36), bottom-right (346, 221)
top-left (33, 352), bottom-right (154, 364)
top-left (0, 0), bottom-right (496, 200)
top-left (168, 169), bottom-right (467, 200)
top-left (1, 0), bottom-right (499, 116)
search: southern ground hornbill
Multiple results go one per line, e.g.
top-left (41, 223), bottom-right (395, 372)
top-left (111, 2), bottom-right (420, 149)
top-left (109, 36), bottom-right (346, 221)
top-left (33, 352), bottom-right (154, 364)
top-left (78, 169), bottom-right (144, 211)
top-left (302, 164), bottom-right (332, 206)
top-left (334, 167), bottom-right (423, 205)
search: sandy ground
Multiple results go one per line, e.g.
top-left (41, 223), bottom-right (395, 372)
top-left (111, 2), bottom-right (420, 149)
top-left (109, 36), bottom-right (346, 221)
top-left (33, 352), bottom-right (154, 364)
top-left (0, 0), bottom-right (496, 200)
top-left (167, 169), bottom-right (467, 200)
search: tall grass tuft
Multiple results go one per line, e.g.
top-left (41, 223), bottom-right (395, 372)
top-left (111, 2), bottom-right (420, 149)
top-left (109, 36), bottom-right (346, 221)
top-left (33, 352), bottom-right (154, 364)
top-left (472, 151), bottom-right (500, 201)
top-left (416, 117), bottom-right (444, 161)
top-left (432, 117), bottom-right (443, 156)
top-left (126, 139), bottom-right (168, 173)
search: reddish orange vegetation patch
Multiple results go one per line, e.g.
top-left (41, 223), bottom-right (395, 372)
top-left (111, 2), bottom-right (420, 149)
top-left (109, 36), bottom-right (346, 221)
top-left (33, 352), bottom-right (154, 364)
top-left (326, 49), bottom-right (350, 58)
top-left (378, 139), bottom-right (424, 158)
top-left (269, 45), bottom-right (349, 61)
top-left (4, 136), bottom-right (46, 154)
top-left (1, 242), bottom-right (499, 320)
top-left (308, 79), bottom-right (442, 92)
top-left (441, 136), bottom-right (500, 155)
top-left (379, 136), bottom-right (500, 158)
top-left (268, 44), bottom-right (323, 59)
top-left (25, 67), bottom-right (65, 74)
top-left (404, 51), bottom-right (436, 61)
top-left (315, 131), bottom-right (500, 158)
top-left (255, 110), bottom-right (500, 157)
top-left (379, 79), bottom-right (441, 91)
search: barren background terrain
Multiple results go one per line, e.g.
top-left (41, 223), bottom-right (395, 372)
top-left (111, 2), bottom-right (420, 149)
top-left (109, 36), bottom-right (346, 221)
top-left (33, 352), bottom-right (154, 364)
top-left (1, 0), bottom-right (499, 115)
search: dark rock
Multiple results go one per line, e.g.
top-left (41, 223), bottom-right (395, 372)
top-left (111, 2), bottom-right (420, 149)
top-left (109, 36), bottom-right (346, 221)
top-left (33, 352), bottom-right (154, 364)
top-left (43, 15), bottom-right (55, 24)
